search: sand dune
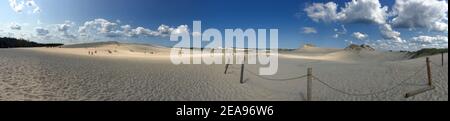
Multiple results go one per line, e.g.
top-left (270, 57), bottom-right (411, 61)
top-left (284, 47), bottom-right (410, 63)
top-left (27, 41), bottom-right (171, 59)
top-left (295, 46), bottom-right (341, 55)
top-left (0, 42), bottom-right (447, 101)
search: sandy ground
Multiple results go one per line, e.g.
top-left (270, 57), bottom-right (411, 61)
top-left (0, 43), bottom-right (447, 101)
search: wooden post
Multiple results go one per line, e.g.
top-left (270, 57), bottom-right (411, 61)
top-left (307, 68), bottom-right (312, 101)
top-left (240, 57), bottom-right (246, 84)
top-left (442, 52), bottom-right (445, 67)
top-left (224, 64), bottom-right (230, 74)
top-left (426, 57), bottom-right (432, 86)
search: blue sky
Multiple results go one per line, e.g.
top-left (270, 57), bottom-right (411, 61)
top-left (0, 0), bottom-right (448, 50)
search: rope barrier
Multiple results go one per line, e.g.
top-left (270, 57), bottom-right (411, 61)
top-left (431, 61), bottom-right (447, 68)
top-left (311, 65), bottom-right (427, 96)
top-left (245, 80), bottom-right (305, 96)
top-left (387, 64), bottom-right (426, 87)
top-left (428, 61), bottom-right (448, 86)
top-left (228, 57), bottom-right (444, 98)
top-left (244, 68), bottom-right (308, 82)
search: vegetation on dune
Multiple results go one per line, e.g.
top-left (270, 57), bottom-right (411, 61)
top-left (408, 48), bottom-right (448, 59)
top-left (344, 44), bottom-right (375, 51)
top-left (0, 37), bottom-right (63, 48)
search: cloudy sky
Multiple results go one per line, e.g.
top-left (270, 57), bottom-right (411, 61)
top-left (0, 0), bottom-right (448, 50)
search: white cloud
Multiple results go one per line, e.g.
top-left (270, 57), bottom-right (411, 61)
top-left (57, 21), bottom-right (76, 39)
top-left (78, 18), bottom-right (120, 37)
top-left (35, 27), bottom-right (49, 36)
top-left (125, 24), bottom-right (189, 37)
top-left (57, 21), bottom-right (74, 32)
top-left (157, 24), bottom-right (174, 35)
top-left (305, 0), bottom-right (401, 42)
top-left (103, 30), bottom-right (123, 38)
top-left (411, 35), bottom-right (448, 44)
top-left (78, 18), bottom-right (189, 39)
top-left (369, 35), bottom-right (448, 51)
top-left (302, 27), bottom-right (318, 34)
top-left (171, 25), bottom-right (189, 35)
top-left (304, 0), bottom-right (388, 24)
top-left (352, 32), bottom-right (368, 40)
top-left (379, 24), bottom-right (404, 43)
top-left (8, 0), bottom-right (40, 13)
top-left (121, 25), bottom-right (131, 31)
top-left (25, 0), bottom-right (40, 13)
top-left (391, 0), bottom-right (448, 32)
top-left (304, 2), bottom-right (339, 23)
top-left (129, 27), bottom-right (159, 37)
top-left (120, 25), bottom-right (132, 36)
top-left (8, 0), bottom-right (24, 13)
top-left (9, 23), bottom-right (22, 30)
top-left (10, 18), bottom-right (192, 43)
top-left (339, 0), bottom-right (388, 24)
top-left (368, 39), bottom-right (408, 50)
top-left (94, 19), bottom-right (118, 34)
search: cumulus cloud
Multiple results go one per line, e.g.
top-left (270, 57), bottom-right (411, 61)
top-left (157, 24), bottom-right (174, 35)
top-left (379, 24), bottom-right (404, 43)
top-left (8, 0), bottom-right (40, 13)
top-left (76, 18), bottom-right (190, 39)
top-left (411, 35), bottom-right (448, 44)
top-left (304, 0), bottom-right (388, 24)
top-left (338, 0), bottom-right (388, 24)
top-left (304, 0), bottom-right (407, 44)
top-left (78, 19), bottom-right (119, 37)
top-left (121, 25), bottom-right (131, 32)
top-left (352, 32), bottom-right (368, 40)
top-left (57, 21), bottom-right (77, 38)
top-left (35, 27), bottom-right (49, 36)
top-left (128, 27), bottom-right (159, 37)
top-left (95, 19), bottom-right (118, 34)
top-left (391, 0), bottom-right (448, 32)
top-left (304, 2), bottom-right (339, 23)
top-left (9, 23), bottom-right (22, 30)
top-left (302, 27), bottom-right (318, 34)
top-left (57, 21), bottom-right (74, 32)
top-left (132, 24), bottom-right (187, 37)
top-left (369, 35), bottom-right (448, 51)
top-left (9, 0), bottom-right (24, 13)
top-left (304, 0), bottom-right (404, 43)
top-left (25, 0), bottom-right (40, 13)
top-left (171, 25), bottom-right (189, 35)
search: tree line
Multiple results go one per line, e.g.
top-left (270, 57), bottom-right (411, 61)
top-left (0, 37), bottom-right (63, 48)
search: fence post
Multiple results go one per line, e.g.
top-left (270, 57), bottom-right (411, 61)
top-left (442, 52), bottom-right (444, 67)
top-left (240, 57), bottom-right (246, 84)
top-left (426, 57), bottom-right (432, 86)
top-left (224, 64), bottom-right (230, 74)
top-left (240, 64), bottom-right (245, 84)
top-left (307, 68), bottom-right (312, 101)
